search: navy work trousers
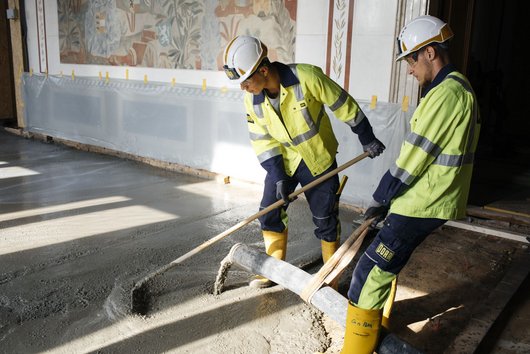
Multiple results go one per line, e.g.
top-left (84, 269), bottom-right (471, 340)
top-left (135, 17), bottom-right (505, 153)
top-left (258, 159), bottom-right (340, 242)
top-left (347, 213), bottom-right (446, 306)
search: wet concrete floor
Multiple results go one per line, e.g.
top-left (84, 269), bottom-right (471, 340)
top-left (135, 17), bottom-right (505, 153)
top-left (1, 129), bottom-right (529, 353)
top-left (0, 130), bottom-right (347, 353)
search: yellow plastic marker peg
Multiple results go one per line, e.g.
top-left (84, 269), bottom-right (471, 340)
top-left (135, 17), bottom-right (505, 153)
top-left (144, 74), bottom-right (148, 84)
top-left (220, 86), bottom-right (228, 94)
top-left (45, 69), bottom-right (48, 78)
top-left (401, 96), bottom-right (409, 112)
top-left (370, 95), bottom-right (377, 110)
top-left (171, 78), bottom-right (176, 87)
top-left (71, 70), bottom-right (75, 80)
top-left (105, 71), bottom-right (109, 83)
top-left (30, 68), bottom-right (33, 76)
top-left (99, 71), bottom-right (102, 80)
top-left (202, 79), bottom-right (206, 92)
top-left (126, 69), bottom-right (129, 80)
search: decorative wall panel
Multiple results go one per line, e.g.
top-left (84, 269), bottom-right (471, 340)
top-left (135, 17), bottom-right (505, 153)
top-left (58, 0), bottom-right (297, 70)
top-left (326, 0), bottom-right (353, 89)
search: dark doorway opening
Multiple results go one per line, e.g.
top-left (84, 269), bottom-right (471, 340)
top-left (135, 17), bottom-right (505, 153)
top-left (431, 0), bottom-right (530, 227)
top-left (0, 0), bottom-right (17, 126)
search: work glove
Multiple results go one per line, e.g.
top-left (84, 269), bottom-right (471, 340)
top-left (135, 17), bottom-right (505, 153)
top-left (363, 138), bottom-right (386, 158)
top-left (364, 199), bottom-right (389, 228)
top-left (276, 180), bottom-right (294, 206)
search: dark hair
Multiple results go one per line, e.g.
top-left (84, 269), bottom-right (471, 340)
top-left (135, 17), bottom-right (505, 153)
top-left (435, 40), bottom-right (451, 53)
top-left (432, 41), bottom-right (451, 60)
top-left (259, 57), bottom-right (271, 68)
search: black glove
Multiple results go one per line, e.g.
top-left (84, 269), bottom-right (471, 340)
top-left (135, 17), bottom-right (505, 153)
top-left (276, 180), bottom-right (292, 205)
top-left (363, 138), bottom-right (386, 158)
top-left (364, 199), bottom-right (389, 228)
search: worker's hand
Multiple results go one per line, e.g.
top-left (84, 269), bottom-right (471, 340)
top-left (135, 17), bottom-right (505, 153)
top-left (276, 180), bottom-right (294, 205)
top-left (364, 199), bottom-right (389, 228)
top-left (363, 138), bottom-right (386, 158)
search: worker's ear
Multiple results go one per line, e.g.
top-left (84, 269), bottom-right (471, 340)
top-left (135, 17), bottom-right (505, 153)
top-left (259, 65), bottom-right (269, 77)
top-left (425, 45), bottom-right (436, 61)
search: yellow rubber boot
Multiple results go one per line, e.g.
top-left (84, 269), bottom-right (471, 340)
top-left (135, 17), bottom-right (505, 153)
top-left (321, 238), bottom-right (340, 290)
top-left (382, 277), bottom-right (397, 329)
top-left (249, 229), bottom-right (288, 288)
top-left (341, 302), bottom-right (383, 354)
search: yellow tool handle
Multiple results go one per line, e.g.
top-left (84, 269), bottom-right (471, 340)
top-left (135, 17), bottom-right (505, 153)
top-left (337, 175), bottom-right (349, 196)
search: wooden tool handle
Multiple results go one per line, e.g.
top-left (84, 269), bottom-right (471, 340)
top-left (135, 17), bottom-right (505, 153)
top-left (137, 152), bottom-right (370, 282)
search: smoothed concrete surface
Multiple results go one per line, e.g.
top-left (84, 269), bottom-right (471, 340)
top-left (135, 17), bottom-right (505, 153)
top-left (0, 130), bottom-right (357, 353)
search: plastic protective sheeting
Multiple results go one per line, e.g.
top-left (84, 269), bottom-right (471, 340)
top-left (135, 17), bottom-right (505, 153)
top-left (22, 74), bottom-right (414, 208)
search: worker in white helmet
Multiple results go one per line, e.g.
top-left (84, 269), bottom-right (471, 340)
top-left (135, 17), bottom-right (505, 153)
top-left (341, 15), bottom-right (481, 353)
top-left (223, 35), bottom-right (385, 288)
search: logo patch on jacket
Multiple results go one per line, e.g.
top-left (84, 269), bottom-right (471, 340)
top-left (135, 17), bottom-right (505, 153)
top-left (375, 243), bottom-right (394, 262)
top-left (246, 114), bottom-right (254, 124)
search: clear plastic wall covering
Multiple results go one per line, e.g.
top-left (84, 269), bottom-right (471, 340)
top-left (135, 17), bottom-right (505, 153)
top-left (22, 74), bottom-right (414, 208)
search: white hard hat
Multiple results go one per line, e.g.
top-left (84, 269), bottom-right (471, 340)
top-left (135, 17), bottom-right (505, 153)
top-left (396, 15), bottom-right (453, 61)
top-left (223, 36), bottom-right (268, 84)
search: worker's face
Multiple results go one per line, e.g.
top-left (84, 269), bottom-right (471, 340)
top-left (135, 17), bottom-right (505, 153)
top-left (405, 47), bottom-right (434, 88)
top-left (240, 68), bottom-right (265, 94)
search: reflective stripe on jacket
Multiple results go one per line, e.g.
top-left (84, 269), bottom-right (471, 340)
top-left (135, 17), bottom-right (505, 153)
top-left (389, 71), bottom-right (481, 219)
top-left (244, 62), bottom-right (365, 177)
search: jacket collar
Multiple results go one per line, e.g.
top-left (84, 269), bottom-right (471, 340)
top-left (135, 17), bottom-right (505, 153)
top-left (421, 63), bottom-right (457, 98)
top-left (252, 62), bottom-right (300, 104)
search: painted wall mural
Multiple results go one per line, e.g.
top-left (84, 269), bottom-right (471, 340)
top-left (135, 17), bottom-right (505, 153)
top-left (58, 0), bottom-right (297, 70)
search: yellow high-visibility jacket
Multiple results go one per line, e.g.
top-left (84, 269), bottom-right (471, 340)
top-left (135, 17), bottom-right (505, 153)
top-left (376, 69), bottom-right (481, 220)
top-left (244, 62), bottom-right (372, 178)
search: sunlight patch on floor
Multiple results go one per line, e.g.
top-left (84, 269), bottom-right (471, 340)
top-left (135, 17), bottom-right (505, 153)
top-left (0, 196), bottom-right (131, 222)
top-left (406, 305), bottom-right (464, 333)
top-left (395, 284), bottom-right (429, 302)
top-left (0, 166), bottom-right (40, 179)
top-left (53, 289), bottom-right (283, 354)
top-left (0, 204), bottom-right (178, 255)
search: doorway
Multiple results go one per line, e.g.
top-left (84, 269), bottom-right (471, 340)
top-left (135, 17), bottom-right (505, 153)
top-left (431, 0), bottom-right (530, 226)
top-left (0, 0), bottom-right (16, 126)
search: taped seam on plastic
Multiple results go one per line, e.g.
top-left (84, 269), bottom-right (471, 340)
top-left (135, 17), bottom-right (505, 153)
top-left (370, 95), bottom-right (377, 110)
top-left (22, 74), bottom-right (246, 102)
top-left (402, 96), bottom-right (409, 112)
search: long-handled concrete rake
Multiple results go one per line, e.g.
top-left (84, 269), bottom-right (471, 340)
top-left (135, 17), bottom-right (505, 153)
top-left (130, 151), bottom-right (371, 315)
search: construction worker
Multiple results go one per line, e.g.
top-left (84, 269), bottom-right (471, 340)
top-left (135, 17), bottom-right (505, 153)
top-left (223, 36), bottom-right (385, 288)
top-left (341, 15), bottom-right (481, 353)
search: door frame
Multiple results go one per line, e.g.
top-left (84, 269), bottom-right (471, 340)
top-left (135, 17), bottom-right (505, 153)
top-left (389, 0), bottom-right (476, 106)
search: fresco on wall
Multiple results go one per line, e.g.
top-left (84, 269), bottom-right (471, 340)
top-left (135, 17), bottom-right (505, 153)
top-left (58, 0), bottom-right (297, 70)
